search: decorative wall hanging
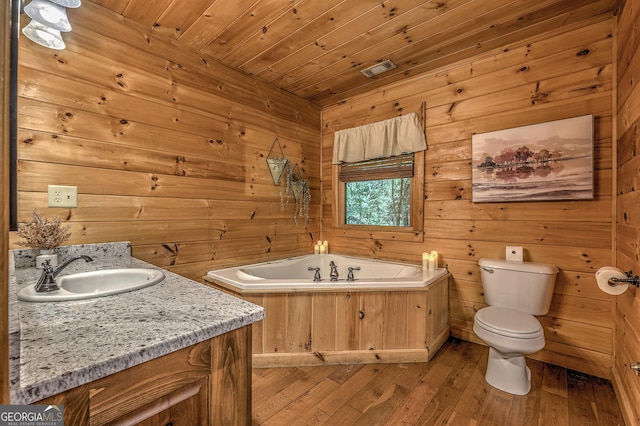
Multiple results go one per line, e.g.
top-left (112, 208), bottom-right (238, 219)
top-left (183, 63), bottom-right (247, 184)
top-left (287, 164), bottom-right (310, 225)
top-left (266, 138), bottom-right (290, 185)
top-left (471, 115), bottom-right (594, 203)
top-left (265, 138), bottom-right (310, 225)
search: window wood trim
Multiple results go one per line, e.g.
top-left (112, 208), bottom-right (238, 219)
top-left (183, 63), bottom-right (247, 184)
top-left (332, 151), bottom-right (424, 242)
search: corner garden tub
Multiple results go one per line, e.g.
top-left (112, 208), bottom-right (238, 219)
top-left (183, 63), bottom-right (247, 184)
top-left (205, 254), bottom-right (450, 367)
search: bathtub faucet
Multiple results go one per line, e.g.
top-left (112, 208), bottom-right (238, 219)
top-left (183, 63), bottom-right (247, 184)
top-left (347, 266), bottom-right (361, 282)
top-left (308, 266), bottom-right (321, 282)
top-left (329, 261), bottom-right (339, 281)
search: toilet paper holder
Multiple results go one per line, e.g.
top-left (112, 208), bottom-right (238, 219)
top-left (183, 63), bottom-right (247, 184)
top-left (609, 271), bottom-right (640, 288)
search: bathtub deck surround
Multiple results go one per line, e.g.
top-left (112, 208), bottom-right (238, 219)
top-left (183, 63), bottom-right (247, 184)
top-left (207, 253), bottom-right (447, 292)
top-left (206, 254), bottom-right (450, 367)
top-left (9, 242), bottom-right (264, 412)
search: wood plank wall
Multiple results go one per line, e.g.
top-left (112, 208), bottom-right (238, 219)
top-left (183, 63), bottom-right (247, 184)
top-left (322, 16), bottom-right (615, 379)
top-left (614, 0), bottom-right (640, 424)
top-left (11, 1), bottom-right (321, 281)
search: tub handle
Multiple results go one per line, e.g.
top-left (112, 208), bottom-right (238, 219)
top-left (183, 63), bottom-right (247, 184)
top-left (308, 266), bottom-right (321, 282)
top-left (347, 266), bottom-right (361, 282)
top-left (482, 267), bottom-right (494, 274)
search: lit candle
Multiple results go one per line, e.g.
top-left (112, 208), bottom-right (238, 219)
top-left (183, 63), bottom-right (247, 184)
top-left (323, 240), bottom-right (329, 254)
top-left (422, 252), bottom-right (429, 272)
top-left (314, 244), bottom-right (320, 254)
top-left (431, 250), bottom-right (438, 270)
top-left (319, 243), bottom-right (326, 254)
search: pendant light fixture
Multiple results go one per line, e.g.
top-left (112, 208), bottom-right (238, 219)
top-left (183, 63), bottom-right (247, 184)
top-left (24, 0), bottom-right (72, 32)
top-left (49, 0), bottom-right (81, 7)
top-left (21, 0), bottom-right (82, 50)
top-left (22, 20), bottom-right (66, 50)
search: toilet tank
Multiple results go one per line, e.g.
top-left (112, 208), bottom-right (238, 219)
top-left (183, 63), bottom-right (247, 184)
top-left (479, 258), bottom-right (558, 315)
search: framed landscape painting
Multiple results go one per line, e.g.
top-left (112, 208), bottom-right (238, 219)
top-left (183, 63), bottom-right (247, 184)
top-left (471, 115), bottom-right (594, 203)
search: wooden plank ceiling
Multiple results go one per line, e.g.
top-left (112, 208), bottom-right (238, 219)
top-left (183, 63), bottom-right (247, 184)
top-left (88, 0), bottom-right (616, 106)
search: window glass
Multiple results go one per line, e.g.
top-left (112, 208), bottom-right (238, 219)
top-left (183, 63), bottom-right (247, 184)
top-left (345, 178), bottom-right (411, 226)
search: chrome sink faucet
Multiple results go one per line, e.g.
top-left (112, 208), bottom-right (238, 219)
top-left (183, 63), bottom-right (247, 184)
top-left (329, 261), bottom-right (339, 281)
top-left (35, 255), bottom-right (94, 293)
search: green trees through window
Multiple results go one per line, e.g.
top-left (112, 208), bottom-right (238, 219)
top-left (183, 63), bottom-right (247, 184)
top-left (345, 178), bottom-right (411, 226)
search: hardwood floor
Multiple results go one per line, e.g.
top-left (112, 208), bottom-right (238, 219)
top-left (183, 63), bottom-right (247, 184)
top-left (252, 338), bottom-right (625, 425)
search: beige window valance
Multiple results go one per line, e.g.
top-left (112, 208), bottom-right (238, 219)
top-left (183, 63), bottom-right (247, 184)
top-left (332, 112), bottom-right (426, 164)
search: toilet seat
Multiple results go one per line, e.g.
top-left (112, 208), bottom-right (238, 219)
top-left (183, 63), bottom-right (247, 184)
top-left (474, 306), bottom-right (543, 339)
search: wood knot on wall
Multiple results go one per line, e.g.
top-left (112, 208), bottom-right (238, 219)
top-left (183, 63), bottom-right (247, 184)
top-left (162, 244), bottom-right (178, 266)
top-left (530, 81), bottom-right (549, 104)
top-left (175, 156), bottom-right (187, 176)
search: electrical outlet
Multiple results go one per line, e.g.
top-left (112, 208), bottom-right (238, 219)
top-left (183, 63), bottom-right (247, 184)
top-left (48, 185), bottom-right (78, 208)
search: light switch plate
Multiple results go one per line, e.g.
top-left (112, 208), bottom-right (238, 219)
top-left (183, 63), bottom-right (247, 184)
top-left (48, 185), bottom-right (78, 208)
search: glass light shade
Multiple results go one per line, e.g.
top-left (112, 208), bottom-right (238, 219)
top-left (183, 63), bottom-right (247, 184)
top-left (49, 0), bottom-right (81, 8)
top-left (22, 20), bottom-right (66, 50)
top-left (24, 0), bottom-right (72, 32)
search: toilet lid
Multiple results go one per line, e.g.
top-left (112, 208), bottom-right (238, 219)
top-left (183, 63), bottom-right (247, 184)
top-left (475, 306), bottom-right (542, 338)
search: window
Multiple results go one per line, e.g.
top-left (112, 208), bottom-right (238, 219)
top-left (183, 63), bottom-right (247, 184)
top-left (331, 113), bottom-right (426, 238)
top-left (333, 151), bottom-right (424, 235)
top-left (341, 153), bottom-right (414, 226)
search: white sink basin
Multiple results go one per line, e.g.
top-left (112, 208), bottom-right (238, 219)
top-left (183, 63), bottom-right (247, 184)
top-left (18, 268), bottom-right (165, 302)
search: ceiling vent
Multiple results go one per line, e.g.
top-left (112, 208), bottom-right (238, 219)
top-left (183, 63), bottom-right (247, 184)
top-left (360, 60), bottom-right (397, 78)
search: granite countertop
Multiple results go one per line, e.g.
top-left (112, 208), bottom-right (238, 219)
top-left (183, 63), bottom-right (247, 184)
top-left (9, 242), bottom-right (265, 405)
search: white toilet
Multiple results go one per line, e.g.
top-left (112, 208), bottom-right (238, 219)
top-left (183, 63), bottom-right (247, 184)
top-left (473, 258), bottom-right (558, 395)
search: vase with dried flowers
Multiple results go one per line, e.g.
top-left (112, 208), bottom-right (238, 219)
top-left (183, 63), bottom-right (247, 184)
top-left (16, 209), bottom-right (72, 268)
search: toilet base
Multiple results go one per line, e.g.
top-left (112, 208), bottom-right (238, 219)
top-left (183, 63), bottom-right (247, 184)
top-left (485, 347), bottom-right (531, 395)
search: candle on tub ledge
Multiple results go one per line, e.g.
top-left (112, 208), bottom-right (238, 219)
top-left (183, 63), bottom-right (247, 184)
top-left (315, 240), bottom-right (329, 254)
top-left (422, 251), bottom-right (438, 272)
top-left (422, 252), bottom-right (430, 272)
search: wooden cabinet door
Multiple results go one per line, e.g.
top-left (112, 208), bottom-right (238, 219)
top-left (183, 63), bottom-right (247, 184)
top-left (89, 342), bottom-right (211, 425)
top-left (113, 378), bottom-right (209, 426)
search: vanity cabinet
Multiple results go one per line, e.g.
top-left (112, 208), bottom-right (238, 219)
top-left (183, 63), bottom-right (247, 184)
top-left (36, 325), bottom-right (252, 426)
